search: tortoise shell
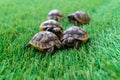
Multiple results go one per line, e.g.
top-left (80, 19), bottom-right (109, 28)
top-left (68, 11), bottom-right (90, 25)
top-left (29, 31), bottom-right (61, 51)
top-left (62, 26), bottom-right (89, 43)
top-left (48, 9), bottom-right (63, 21)
top-left (40, 20), bottom-right (63, 31)
top-left (40, 20), bottom-right (63, 38)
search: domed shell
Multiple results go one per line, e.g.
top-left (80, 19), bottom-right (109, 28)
top-left (40, 20), bottom-right (63, 39)
top-left (40, 20), bottom-right (63, 31)
top-left (48, 9), bottom-right (63, 21)
top-left (68, 11), bottom-right (90, 25)
top-left (29, 31), bottom-right (61, 51)
top-left (74, 11), bottom-right (90, 24)
top-left (62, 26), bottom-right (89, 42)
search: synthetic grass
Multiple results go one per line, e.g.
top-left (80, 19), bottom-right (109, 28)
top-left (0, 0), bottom-right (120, 80)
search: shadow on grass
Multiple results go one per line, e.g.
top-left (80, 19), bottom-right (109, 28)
top-left (21, 39), bottom-right (91, 62)
top-left (61, 38), bottom-right (91, 52)
top-left (22, 46), bottom-right (54, 62)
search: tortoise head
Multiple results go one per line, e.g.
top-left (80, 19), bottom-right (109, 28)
top-left (62, 37), bottom-right (75, 47)
top-left (68, 14), bottom-right (76, 21)
top-left (48, 16), bottom-right (59, 21)
top-left (52, 17), bottom-right (58, 21)
top-left (67, 37), bottom-right (75, 43)
top-left (54, 16), bottom-right (59, 21)
top-left (52, 27), bottom-right (63, 39)
top-left (50, 14), bottom-right (63, 21)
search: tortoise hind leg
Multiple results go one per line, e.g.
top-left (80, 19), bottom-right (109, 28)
top-left (55, 18), bottom-right (58, 21)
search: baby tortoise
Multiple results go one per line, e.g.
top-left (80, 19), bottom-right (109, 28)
top-left (47, 9), bottom-right (63, 21)
top-left (25, 31), bottom-right (62, 54)
top-left (68, 11), bottom-right (90, 25)
top-left (40, 20), bottom-right (63, 39)
top-left (61, 26), bottom-right (89, 48)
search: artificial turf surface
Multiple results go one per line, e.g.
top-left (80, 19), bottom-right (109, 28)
top-left (0, 0), bottom-right (120, 80)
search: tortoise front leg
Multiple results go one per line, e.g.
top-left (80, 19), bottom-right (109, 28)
top-left (47, 47), bottom-right (55, 54)
top-left (24, 43), bottom-right (31, 50)
top-left (74, 41), bottom-right (80, 48)
top-left (74, 21), bottom-right (79, 26)
top-left (62, 39), bottom-right (67, 47)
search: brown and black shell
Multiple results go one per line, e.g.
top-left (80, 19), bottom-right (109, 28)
top-left (62, 26), bottom-right (89, 42)
top-left (29, 31), bottom-right (61, 51)
top-left (68, 11), bottom-right (90, 24)
top-left (40, 20), bottom-right (63, 31)
top-left (48, 9), bottom-right (63, 21)
top-left (40, 20), bottom-right (63, 39)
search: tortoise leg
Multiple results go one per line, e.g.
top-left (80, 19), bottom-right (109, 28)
top-left (24, 43), bottom-right (31, 50)
top-left (74, 21), bottom-right (78, 26)
top-left (62, 39), bottom-right (67, 47)
top-left (74, 41), bottom-right (80, 48)
top-left (47, 47), bottom-right (55, 54)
